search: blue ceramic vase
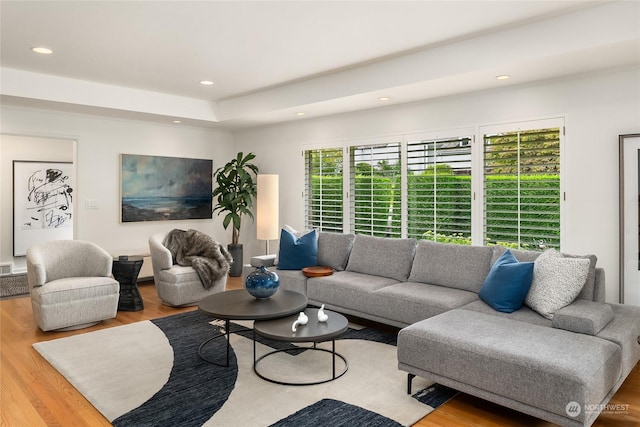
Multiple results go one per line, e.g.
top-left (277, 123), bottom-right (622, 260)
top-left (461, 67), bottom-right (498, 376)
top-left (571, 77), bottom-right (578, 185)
top-left (245, 266), bottom-right (280, 299)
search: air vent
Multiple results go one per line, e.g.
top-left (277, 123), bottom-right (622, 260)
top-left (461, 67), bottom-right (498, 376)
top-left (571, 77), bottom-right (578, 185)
top-left (0, 263), bottom-right (12, 276)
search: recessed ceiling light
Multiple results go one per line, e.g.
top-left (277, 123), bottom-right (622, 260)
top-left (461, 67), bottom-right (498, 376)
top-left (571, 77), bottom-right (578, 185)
top-left (31, 47), bottom-right (53, 55)
top-left (172, 120), bottom-right (182, 124)
top-left (378, 96), bottom-right (391, 101)
top-left (199, 80), bottom-right (214, 86)
top-left (496, 75), bottom-right (510, 80)
top-left (296, 112), bottom-right (305, 116)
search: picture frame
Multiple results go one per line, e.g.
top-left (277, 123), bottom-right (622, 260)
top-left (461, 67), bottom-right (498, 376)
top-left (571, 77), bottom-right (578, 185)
top-left (13, 160), bottom-right (74, 256)
top-left (120, 154), bottom-right (213, 223)
top-left (619, 133), bottom-right (640, 305)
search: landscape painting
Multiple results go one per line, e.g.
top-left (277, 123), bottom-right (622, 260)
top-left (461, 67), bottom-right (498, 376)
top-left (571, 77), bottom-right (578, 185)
top-left (121, 154), bottom-right (212, 222)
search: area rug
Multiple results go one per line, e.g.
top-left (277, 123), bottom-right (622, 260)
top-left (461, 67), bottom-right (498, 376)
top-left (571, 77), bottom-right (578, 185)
top-left (0, 274), bottom-right (29, 299)
top-left (33, 310), bottom-right (457, 427)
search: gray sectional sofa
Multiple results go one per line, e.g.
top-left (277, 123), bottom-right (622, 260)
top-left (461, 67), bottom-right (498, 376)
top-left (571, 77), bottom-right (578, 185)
top-left (242, 232), bottom-right (640, 427)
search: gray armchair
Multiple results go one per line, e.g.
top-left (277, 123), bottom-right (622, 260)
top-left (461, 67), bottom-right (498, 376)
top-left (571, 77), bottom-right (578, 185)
top-left (148, 232), bottom-right (227, 306)
top-left (26, 240), bottom-right (120, 331)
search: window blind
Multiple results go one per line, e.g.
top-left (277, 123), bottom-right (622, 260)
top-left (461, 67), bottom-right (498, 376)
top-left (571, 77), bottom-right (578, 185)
top-left (349, 142), bottom-right (402, 237)
top-left (407, 136), bottom-right (472, 243)
top-left (304, 148), bottom-right (344, 232)
top-left (483, 128), bottom-right (561, 250)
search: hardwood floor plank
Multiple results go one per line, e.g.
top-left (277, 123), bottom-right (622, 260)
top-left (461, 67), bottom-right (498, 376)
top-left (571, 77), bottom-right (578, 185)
top-left (1, 276), bottom-right (638, 427)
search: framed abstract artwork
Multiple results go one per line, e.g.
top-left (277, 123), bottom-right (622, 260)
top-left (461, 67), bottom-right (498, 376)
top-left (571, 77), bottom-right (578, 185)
top-left (13, 160), bottom-right (74, 256)
top-left (619, 134), bottom-right (640, 305)
top-left (120, 154), bottom-right (213, 222)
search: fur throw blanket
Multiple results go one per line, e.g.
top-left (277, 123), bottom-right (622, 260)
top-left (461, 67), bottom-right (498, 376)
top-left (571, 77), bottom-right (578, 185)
top-left (162, 229), bottom-right (233, 289)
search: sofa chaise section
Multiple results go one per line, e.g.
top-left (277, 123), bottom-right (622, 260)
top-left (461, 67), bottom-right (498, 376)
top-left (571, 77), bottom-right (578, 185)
top-left (398, 309), bottom-right (622, 427)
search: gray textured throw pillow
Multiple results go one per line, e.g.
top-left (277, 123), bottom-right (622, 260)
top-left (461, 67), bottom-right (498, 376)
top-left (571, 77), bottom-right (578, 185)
top-left (524, 249), bottom-right (590, 319)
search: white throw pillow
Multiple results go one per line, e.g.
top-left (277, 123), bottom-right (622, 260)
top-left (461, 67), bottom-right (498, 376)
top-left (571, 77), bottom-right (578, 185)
top-left (524, 249), bottom-right (590, 320)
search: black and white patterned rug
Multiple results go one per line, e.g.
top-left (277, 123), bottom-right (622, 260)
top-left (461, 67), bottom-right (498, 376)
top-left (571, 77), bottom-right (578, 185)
top-left (33, 310), bottom-right (457, 426)
top-left (0, 274), bottom-right (29, 299)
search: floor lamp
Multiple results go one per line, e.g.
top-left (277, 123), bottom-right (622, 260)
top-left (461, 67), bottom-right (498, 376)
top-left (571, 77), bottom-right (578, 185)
top-left (256, 174), bottom-right (279, 254)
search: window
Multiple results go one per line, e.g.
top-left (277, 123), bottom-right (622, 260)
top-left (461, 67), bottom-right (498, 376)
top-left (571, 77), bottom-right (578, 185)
top-left (483, 127), bottom-right (561, 250)
top-left (349, 142), bottom-right (402, 237)
top-left (304, 148), bottom-right (344, 232)
top-left (407, 136), bottom-right (472, 244)
top-left (303, 119), bottom-right (562, 250)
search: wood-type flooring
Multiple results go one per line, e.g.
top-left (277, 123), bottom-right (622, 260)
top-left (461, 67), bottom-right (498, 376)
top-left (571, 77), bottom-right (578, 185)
top-left (1, 276), bottom-right (638, 426)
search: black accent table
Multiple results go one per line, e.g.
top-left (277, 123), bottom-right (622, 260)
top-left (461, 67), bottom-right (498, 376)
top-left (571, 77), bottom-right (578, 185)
top-left (112, 256), bottom-right (144, 311)
top-left (197, 289), bottom-right (308, 367)
top-left (253, 308), bottom-right (349, 386)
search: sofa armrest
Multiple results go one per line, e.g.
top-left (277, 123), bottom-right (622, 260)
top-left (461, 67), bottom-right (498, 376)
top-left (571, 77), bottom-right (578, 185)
top-left (593, 267), bottom-right (605, 302)
top-left (552, 300), bottom-right (614, 335)
top-left (250, 254), bottom-right (276, 268)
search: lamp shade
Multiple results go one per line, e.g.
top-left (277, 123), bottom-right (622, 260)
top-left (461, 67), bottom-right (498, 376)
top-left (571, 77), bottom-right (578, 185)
top-left (256, 174), bottom-right (279, 241)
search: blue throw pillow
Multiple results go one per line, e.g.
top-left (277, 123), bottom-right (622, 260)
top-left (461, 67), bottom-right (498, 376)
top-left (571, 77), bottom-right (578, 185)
top-left (277, 228), bottom-right (318, 270)
top-left (479, 250), bottom-right (534, 313)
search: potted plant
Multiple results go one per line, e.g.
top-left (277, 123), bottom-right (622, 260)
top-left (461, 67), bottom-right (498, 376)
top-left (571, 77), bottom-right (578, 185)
top-left (213, 152), bottom-right (259, 276)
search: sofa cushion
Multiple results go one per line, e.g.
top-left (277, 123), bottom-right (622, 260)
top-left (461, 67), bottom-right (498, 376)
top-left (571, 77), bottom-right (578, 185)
top-left (398, 309), bottom-right (621, 424)
top-left (596, 303), bottom-right (640, 381)
top-left (371, 282), bottom-right (478, 325)
top-left (553, 300), bottom-right (614, 336)
top-left (460, 300), bottom-right (551, 327)
top-left (345, 235), bottom-right (416, 281)
top-left (491, 246), bottom-right (541, 264)
top-left (267, 268), bottom-right (307, 296)
top-left (565, 253), bottom-right (597, 301)
top-left (409, 241), bottom-right (493, 292)
top-left (317, 232), bottom-right (355, 271)
top-left (278, 228), bottom-right (318, 270)
top-left (307, 270), bottom-right (399, 315)
top-left (479, 250), bottom-right (534, 313)
top-left (524, 249), bottom-right (590, 319)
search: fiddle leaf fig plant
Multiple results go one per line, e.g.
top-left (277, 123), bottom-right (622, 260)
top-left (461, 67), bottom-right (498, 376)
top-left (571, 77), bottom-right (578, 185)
top-left (212, 152), bottom-right (259, 245)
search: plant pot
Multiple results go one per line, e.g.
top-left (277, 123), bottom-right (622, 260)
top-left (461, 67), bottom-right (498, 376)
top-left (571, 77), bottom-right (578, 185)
top-left (228, 244), bottom-right (243, 277)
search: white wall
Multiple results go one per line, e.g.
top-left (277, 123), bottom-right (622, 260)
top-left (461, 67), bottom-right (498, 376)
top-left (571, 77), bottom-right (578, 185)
top-left (0, 107), bottom-right (235, 273)
top-left (2, 66), bottom-right (638, 301)
top-left (235, 66), bottom-right (640, 304)
top-left (0, 134), bottom-right (74, 271)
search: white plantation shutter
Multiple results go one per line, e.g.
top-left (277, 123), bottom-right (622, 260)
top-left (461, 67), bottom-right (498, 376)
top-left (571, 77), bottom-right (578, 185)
top-left (406, 136), bottom-right (472, 243)
top-left (483, 127), bottom-right (561, 249)
top-left (349, 142), bottom-right (402, 237)
top-left (304, 148), bottom-right (344, 232)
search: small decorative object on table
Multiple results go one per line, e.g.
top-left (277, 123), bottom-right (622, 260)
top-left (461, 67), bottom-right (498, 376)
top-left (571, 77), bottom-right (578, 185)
top-left (302, 266), bottom-right (333, 278)
top-left (291, 311), bottom-right (309, 332)
top-left (245, 265), bottom-right (280, 299)
top-left (317, 304), bottom-right (328, 322)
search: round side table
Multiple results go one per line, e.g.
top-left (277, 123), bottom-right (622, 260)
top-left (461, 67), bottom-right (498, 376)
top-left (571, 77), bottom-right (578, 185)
top-left (112, 256), bottom-right (144, 311)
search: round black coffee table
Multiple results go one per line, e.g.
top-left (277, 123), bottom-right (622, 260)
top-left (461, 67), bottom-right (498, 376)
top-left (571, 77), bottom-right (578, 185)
top-left (253, 308), bottom-right (349, 386)
top-left (197, 289), bottom-right (308, 367)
